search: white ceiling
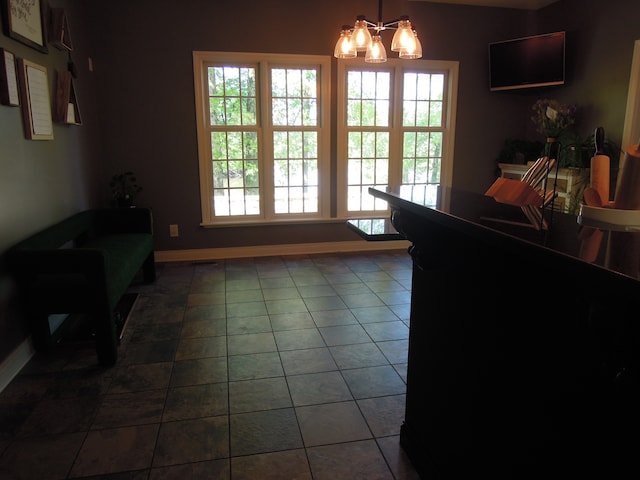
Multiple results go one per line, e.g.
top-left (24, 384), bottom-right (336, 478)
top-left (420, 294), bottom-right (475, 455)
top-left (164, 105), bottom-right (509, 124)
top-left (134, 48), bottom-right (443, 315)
top-left (409, 0), bottom-right (560, 10)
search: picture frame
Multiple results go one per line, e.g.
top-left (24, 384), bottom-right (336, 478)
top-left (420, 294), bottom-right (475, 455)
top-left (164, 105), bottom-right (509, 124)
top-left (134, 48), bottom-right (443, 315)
top-left (1, 0), bottom-right (48, 53)
top-left (0, 47), bottom-right (19, 106)
top-left (17, 58), bottom-right (54, 140)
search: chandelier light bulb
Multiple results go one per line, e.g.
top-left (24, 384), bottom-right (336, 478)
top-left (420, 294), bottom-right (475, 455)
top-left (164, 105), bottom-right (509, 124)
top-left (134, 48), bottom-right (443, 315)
top-left (334, 26), bottom-right (357, 58)
top-left (352, 16), bottom-right (372, 52)
top-left (391, 18), bottom-right (415, 53)
top-left (365, 34), bottom-right (387, 63)
top-left (399, 30), bottom-right (422, 59)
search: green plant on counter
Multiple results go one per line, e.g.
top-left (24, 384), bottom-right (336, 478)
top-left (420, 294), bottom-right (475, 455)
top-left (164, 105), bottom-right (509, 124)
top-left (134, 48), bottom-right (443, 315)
top-left (554, 131), bottom-right (622, 169)
top-left (496, 138), bottom-right (545, 165)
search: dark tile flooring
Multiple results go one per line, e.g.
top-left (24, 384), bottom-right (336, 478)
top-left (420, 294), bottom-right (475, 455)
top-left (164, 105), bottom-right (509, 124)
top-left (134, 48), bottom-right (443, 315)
top-left (0, 251), bottom-right (422, 479)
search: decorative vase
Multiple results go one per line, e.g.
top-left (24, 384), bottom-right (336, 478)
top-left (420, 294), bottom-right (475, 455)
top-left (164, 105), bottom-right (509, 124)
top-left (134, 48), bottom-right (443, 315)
top-left (116, 197), bottom-right (134, 208)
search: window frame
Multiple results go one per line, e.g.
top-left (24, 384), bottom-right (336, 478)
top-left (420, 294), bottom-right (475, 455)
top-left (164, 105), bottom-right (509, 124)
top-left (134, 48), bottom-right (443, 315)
top-left (336, 57), bottom-right (459, 219)
top-left (193, 51), bottom-right (331, 226)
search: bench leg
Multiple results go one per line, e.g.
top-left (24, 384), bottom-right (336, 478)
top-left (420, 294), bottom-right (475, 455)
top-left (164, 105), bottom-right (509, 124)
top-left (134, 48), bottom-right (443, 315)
top-left (29, 312), bottom-right (53, 351)
top-left (94, 311), bottom-right (118, 366)
top-left (143, 252), bottom-right (156, 283)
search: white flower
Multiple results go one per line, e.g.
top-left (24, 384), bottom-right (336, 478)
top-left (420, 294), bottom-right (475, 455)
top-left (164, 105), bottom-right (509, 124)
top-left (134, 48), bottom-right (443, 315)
top-left (546, 106), bottom-right (558, 121)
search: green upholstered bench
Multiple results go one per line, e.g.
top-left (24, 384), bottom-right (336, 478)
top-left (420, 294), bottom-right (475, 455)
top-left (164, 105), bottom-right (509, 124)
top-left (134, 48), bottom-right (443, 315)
top-left (7, 208), bottom-right (156, 365)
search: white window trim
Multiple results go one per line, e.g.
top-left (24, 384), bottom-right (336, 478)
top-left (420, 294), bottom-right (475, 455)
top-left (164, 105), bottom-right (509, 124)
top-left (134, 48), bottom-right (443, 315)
top-left (193, 51), bottom-right (332, 226)
top-left (335, 57), bottom-right (459, 219)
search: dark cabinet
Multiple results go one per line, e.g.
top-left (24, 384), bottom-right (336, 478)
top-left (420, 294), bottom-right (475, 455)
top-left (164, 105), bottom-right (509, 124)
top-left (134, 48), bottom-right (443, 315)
top-left (368, 187), bottom-right (640, 479)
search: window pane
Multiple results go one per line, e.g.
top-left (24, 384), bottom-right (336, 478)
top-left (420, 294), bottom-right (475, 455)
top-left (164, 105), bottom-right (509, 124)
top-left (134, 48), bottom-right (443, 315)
top-left (303, 99), bottom-right (317, 125)
top-left (347, 100), bottom-right (362, 126)
top-left (212, 160), bottom-right (229, 188)
top-left (275, 159), bottom-right (288, 187)
top-left (287, 98), bottom-right (302, 125)
top-left (225, 97), bottom-right (242, 125)
top-left (346, 70), bottom-right (390, 127)
top-left (305, 159), bottom-right (318, 186)
top-left (272, 130), bottom-right (319, 214)
top-left (245, 160), bottom-right (259, 187)
top-left (402, 72), bottom-right (445, 128)
top-left (304, 186), bottom-right (318, 212)
top-left (347, 129), bottom-right (389, 212)
top-left (348, 132), bottom-right (362, 158)
top-left (272, 98), bottom-right (287, 125)
top-left (207, 66), bottom-right (257, 126)
top-left (210, 97), bottom-right (225, 126)
top-left (287, 69), bottom-right (302, 97)
top-left (430, 74), bottom-right (444, 100)
top-left (272, 69), bottom-right (286, 96)
top-left (304, 132), bottom-right (317, 159)
top-left (272, 67), bottom-right (318, 127)
top-left (402, 131), bottom-right (442, 194)
top-left (209, 67), bottom-right (225, 96)
top-left (429, 101), bottom-right (443, 127)
top-left (273, 131), bottom-right (288, 158)
top-left (211, 130), bottom-right (260, 217)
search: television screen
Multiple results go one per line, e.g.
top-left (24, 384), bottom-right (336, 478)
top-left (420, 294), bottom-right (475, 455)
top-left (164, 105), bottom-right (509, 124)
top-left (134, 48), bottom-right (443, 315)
top-left (489, 31), bottom-right (565, 91)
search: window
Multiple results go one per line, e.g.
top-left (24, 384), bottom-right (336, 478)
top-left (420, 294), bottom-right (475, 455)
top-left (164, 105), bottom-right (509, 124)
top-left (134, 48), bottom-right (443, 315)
top-left (337, 58), bottom-right (458, 217)
top-left (193, 52), bottom-right (331, 225)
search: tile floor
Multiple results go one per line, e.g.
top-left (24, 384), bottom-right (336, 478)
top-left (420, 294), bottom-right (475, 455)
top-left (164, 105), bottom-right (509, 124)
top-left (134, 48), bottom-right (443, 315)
top-left (0, 251), bottom-right (422, 479)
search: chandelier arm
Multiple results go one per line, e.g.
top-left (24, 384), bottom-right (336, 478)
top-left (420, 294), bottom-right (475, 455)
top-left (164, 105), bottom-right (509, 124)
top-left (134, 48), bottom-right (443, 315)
top-left (382, 19), bottom-right (404, 29)
top-left (360, 18), bottom-right (378, 29)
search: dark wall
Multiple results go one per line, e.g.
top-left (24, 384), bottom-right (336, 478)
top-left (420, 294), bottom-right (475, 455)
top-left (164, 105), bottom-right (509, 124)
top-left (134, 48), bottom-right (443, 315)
top-left (1, 0), bottom-right (639, 363)
top-left (81, 0), bottom-right (532, 251)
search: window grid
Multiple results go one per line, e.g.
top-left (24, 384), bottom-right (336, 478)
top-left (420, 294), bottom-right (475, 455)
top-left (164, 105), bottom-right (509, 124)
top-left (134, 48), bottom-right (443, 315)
top-left (347, 131), bottom-right (390, 211)
top-left (211, 130), bottom-right (260, 216)
top-left (400, 73), bottom-right (445, 207)
top-left (338, 61), bottom-right (456, 217)
top-left (273, 130), bottom-right (319, 214)
top-left (209, 66), bottom-right (257, 126)
top-left (272, 67), bottom-right (320, 214)
top-left (194, 52), bottom-right (330, 225)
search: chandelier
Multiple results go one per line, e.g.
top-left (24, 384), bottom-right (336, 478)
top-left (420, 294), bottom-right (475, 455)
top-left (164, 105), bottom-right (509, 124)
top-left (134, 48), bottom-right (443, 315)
top-left (334, 0), bottom-right (422, 63)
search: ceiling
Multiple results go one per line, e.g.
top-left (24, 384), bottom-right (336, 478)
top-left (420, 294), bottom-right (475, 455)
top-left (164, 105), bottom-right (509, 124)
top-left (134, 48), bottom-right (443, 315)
top-left (409, 0), bottom-right (560, 10)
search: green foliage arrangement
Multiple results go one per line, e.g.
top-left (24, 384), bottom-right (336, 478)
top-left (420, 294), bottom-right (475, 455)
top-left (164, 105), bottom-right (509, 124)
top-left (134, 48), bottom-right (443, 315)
top-left (531, 99), bottom-right (579, 139)
top-left (110, 171), bottom-right (142, 207)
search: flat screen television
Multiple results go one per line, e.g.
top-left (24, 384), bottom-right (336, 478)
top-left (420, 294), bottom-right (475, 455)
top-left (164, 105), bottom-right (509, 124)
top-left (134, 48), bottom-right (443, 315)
top-left (489, 31), bottom-right (565, 92)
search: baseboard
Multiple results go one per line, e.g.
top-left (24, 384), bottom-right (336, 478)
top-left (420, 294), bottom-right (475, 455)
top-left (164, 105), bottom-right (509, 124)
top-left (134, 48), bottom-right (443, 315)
top-left (155, 239), bottom-right (411, 263)
top-left (0, 338), bottom-right (35, 393)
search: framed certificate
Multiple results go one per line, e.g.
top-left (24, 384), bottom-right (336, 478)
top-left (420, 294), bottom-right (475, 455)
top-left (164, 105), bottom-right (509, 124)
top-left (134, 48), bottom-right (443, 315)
top-left (17, 58), bottom-right (54, 140)
top-left (0, 48), bottom-right (20, 106)
top-left (1, 0), bottom-right (48, 53)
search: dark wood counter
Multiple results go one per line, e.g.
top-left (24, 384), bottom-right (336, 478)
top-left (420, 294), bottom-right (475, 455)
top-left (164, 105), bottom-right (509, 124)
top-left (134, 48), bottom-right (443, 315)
top-left (367, 187), bottom-right (640, 480)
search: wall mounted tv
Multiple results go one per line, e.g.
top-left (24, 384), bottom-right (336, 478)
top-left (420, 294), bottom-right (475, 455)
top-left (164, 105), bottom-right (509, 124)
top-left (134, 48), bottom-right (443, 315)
top-left (489, 31), bottom-right (565, 91)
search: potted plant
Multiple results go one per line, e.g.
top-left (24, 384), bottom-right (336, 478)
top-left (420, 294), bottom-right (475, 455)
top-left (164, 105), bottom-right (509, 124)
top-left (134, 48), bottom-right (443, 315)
top-left (110, 171), bottom-right (142, 207)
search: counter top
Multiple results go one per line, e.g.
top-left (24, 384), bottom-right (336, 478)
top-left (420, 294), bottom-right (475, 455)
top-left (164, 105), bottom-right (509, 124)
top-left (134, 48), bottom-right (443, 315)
top-left (366, 185), bottom-right (640, 282)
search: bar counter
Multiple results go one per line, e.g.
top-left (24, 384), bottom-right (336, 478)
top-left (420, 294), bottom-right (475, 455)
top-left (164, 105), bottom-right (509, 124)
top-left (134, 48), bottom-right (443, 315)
top-left (365, 186), bottom-right (640, 480)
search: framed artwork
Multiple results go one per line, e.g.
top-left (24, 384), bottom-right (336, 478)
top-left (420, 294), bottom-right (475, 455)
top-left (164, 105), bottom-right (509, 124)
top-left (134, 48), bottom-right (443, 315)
top-left (0, 47), bottom-right (19, 105)
top-left (1, 0), bottom-right (48, 53)
top-left (17, 58), bottom-right (54, 140)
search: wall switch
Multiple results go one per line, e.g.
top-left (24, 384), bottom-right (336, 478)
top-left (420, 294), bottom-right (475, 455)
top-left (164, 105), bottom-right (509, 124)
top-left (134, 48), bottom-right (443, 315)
top-left (169, 224), bottom-right (179, 237)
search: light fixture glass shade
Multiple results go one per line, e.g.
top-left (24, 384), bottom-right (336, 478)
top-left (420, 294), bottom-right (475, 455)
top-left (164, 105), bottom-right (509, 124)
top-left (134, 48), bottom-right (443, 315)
top-left (365, 34), bottom-right (387, 63)
top-left (399, 30), bottom-right (422, 59)
top-left (352, 17), bottom-right (372, 52)
top-left (334, 27), bottom-right (357, 58)
top-left (391, 18), bottom-right (416, 53)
